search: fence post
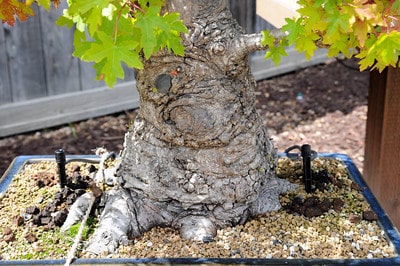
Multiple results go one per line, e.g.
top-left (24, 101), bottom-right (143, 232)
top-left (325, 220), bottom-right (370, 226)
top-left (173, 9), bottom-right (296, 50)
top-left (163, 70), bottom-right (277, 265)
top-left (364, 66), bottom-right (400, 229)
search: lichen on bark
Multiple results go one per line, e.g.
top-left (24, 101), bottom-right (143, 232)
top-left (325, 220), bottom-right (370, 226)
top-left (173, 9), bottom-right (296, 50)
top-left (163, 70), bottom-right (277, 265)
top-left (84, 0), bottom-right (297, 255)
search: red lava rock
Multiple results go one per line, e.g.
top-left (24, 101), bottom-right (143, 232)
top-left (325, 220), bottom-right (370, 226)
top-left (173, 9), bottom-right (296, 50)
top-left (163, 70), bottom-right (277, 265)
top-left (88, 164), bottom-right (97, 173)
top-left (25, 205), bottom-right (40, 215)
top-left (32, 214), bottom-right (41, 225)
top-left (320, 198), bottom-right (332, 212)
top-left (40, 216), bottom-right (52, 225)
top-left (304, 206), bottom-right (323, 218)
top-left (4, 233), bottom-right (16, 243)
top-left (25, 232), bottom-right (37, 243)
top-left (3, 226), bottom-right (15, 243)
top-left (284, 196), bottom-right (336, 218)
top-left (350, 181), bottom-right (361, 191)
top-left (303, 196), bottom-right (319, 207)
top-left (349, 213), bottom-right (361, 223)
top-left (54, 209), bottom-right (69, 226)
top-left (13, 215), bottom-right (24, 226)
top-left (3, 226), bottom-right (12, 235)
top-left (332, 198), bottom-right (344, 212)
top-left (89, 182), bottom-right (103, 198)
top-left (363, 210), bottom-right (378, 221)
top-left (33, 172), bottom-right (58, 188)
top-left (333, 179), bottom-right (344, 188)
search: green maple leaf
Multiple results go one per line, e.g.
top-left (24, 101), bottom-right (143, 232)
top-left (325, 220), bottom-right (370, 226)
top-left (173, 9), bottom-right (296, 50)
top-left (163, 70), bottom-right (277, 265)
top-left (36, 0), bottom-right (51, 10)
top-left (157, 12), bottom-right (188, 56)
top-left (260, 30), bottom-right (276, 47)
top-left (261, 30), bottom-right (288, 65)
top-left (328, 34), bottom-right (354, 58)
top-left (297, 2), bottom-right (324, 34)
top-left (134, 6), bottom-right (187, 59)
top-left (392, 0), bottom-right (400, 13)
top-left (56, 8), bottom-right (86, 32)
top-left (373, 32), bottom-right (400, 70)
top-left (324, 8), bottom-right (351, 44)
top-left (72, 30), bottom-right (91, 58)
top-left (356, 32), bottom-right (400, 72)
top-left (295, 35), bottom-right (318, 60)
top-left (68, 0), bottom-right (110, 35)
top-left (356, 35), bottom-right (377, 71)
top-left (82, 31), bottom-right (143, 87)
top-left (265, 44), bottom-right (288, 66)
top-left (135, 6), bottom-right (163, 59)
top-left (69, 0), bottom-right (109, 15)
top-left (281, 18), bottom-right (305, 45)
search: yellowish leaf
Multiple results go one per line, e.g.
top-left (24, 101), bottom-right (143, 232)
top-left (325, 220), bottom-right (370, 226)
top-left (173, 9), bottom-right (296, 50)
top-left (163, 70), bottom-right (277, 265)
top-left (353, 19), bottom-right (370, 47)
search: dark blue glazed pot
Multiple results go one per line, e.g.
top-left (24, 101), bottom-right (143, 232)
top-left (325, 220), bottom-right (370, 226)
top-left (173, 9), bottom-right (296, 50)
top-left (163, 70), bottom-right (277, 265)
top-left (1, 153), bottom-right (399, 265)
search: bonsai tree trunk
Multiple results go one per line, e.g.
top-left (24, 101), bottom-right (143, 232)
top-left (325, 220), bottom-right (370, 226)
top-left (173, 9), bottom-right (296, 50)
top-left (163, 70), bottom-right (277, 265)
top-left (85, 0), bottom-right (296, 255)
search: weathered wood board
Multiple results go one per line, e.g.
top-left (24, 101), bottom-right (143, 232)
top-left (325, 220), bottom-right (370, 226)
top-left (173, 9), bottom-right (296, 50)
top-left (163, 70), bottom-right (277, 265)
top-left (364, 67), bottom-right (400, 229)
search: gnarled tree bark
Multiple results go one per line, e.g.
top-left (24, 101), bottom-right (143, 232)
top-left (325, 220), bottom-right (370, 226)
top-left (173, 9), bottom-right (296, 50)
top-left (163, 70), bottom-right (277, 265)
top-left (84, 0), bottom-right (297, 255)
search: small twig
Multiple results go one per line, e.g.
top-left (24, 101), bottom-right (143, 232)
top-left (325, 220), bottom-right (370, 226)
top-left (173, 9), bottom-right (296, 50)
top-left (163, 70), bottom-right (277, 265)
top-left (101, 136), bottom-right (123, 141)
top-left (64, 193), bottom-right (96, 266)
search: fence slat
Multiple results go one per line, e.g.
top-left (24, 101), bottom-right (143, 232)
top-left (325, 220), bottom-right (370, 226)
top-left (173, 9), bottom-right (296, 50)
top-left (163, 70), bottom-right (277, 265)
top-left (79, 58), bottom-right (136, 91)
top-left (0, 27), bottom-right (11, 104)
top-left (228, 0), bottom-right (255, 33)
top-left (39, 3), bottom-right (80, 95)
top-left (5, 4), bottom-right (47, 101)
top-left (0, 82), bottom-right (139, 137)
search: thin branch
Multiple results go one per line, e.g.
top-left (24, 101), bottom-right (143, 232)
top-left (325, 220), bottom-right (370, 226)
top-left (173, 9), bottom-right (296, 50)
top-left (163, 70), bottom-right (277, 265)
top-left (229, 29), bottom-right (286, 61)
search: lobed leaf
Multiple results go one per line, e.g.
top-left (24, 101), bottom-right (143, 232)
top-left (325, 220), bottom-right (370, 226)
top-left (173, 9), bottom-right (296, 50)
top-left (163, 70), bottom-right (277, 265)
top-left (81, 31), bottom-right (143, 87)
top-left (0, 0), bottom-right (34, 26)
top-left (281, 18), bottom-right (305, 45)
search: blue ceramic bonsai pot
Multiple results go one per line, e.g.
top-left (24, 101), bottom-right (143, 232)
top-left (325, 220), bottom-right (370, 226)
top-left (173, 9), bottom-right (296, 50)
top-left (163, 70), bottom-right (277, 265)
top-left (0, 153), bottom-right (399, 265)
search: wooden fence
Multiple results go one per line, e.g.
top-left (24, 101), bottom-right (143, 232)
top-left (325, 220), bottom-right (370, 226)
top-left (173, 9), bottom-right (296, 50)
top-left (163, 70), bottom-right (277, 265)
top-left (0, 1), bottom-right (328, 137)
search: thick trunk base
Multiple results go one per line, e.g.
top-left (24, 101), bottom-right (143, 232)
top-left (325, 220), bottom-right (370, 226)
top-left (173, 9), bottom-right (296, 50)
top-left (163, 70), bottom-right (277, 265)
top-left (81, 0), bottom-right (298, 255)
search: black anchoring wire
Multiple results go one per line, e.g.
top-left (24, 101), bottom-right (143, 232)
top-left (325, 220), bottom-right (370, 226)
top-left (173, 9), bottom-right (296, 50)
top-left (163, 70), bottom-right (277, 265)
top-left (55, 149), bottom-right (67, 188)
top-left (301, 144), bottom-right (313, 193)
top-left (284, 144), bottom-right (317, 193)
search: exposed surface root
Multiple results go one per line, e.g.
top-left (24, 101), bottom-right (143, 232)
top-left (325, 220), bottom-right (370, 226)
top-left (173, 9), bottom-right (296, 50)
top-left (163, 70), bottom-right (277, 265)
top-left (251, 178), bottom-right (299, 215)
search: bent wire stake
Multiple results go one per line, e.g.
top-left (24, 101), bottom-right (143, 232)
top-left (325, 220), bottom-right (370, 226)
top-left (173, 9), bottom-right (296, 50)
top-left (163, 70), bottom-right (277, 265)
top-left (301, 144), bottom-right (313, 193)
top-left (284, 144), bottom-right (317, 193)
top-left (55, 149), bottom-right (67, 188)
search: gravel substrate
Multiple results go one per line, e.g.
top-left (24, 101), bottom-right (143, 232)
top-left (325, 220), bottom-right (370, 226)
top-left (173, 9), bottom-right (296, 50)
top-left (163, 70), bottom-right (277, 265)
top-left (0, 157), bottom-right (396, 261)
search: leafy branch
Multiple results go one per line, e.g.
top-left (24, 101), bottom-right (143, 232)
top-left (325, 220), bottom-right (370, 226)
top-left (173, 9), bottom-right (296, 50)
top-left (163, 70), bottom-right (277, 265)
top-left (1, 0), bottom-right (187, 87)
top-left (2, 0), bottom-right (399, 86)
top-left (262, 0), bottom-right (400, 71)
top-left (56, 0), bottom-right (188, 87)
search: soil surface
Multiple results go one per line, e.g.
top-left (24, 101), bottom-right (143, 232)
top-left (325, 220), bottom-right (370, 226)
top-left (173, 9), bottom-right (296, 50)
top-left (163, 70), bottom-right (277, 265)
top-left (0, 58), bottom-right (369, 176)
top-left (2, 157), bottom-right (393, 260)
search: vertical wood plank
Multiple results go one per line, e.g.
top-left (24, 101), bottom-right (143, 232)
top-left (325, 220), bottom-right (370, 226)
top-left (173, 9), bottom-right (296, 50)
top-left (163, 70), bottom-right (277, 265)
top-left (364, 67), bottom-right (400, 229)
top-left (79, 60), bottom-right (135, 90)
top-left (79, 61), bottom-right (105, 91)
top-left (122, 64), bottom-right (136, 82)
top-left (0, 26), bottom-right (12, 104)
top-left (5, 4), bottom-right (47, 101)
top-left (364, 69), bottom-right (386, 194)
top-left (228, 0), bottom-right (255, 33)
top-left (39, 2), bottom-right (80, 96)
